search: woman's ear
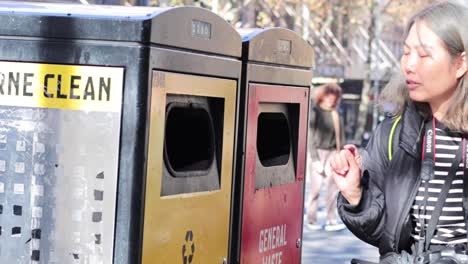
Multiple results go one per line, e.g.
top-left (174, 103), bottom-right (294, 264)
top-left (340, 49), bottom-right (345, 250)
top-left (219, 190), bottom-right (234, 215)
top-left (456, 51), bottom-right (467, 78)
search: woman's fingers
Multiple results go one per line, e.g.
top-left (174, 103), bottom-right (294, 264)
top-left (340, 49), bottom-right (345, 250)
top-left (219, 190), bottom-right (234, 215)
top-left (343, 144), bottom-right (362, 168)
top-left (330, 145), bottom-right (362, 177)
top-left (343, 144), bottom-right (358, 155)
top-left (329, 145), bottom-right (362, 203)
top-left (344, 149), bottom-right (359, 171)
top-left (331, 146), bottom-right (362, 175)
top-left (330, 150), bottom-right (348, 175)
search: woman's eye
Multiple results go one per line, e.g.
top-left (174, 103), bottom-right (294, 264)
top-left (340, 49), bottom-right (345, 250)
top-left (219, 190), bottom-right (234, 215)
top-left (417, 48), bottom-right (431, 57)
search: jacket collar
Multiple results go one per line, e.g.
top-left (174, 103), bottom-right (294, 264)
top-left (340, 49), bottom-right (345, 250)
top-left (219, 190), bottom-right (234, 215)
top-left (399, 102), bottom-right (425, 159)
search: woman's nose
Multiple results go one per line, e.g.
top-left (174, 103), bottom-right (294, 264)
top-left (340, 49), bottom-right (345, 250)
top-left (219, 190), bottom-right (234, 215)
top-left (403, 53), bottom-right (417, 74)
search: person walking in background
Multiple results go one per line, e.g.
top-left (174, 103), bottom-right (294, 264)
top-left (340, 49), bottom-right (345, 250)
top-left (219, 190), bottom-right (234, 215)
top-left (306, 83), bottom-right (346, 231)
top-left (331, 1), bottom-right (468, 262)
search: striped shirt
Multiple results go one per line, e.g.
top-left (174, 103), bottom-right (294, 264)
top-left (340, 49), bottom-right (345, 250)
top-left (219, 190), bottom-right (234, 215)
top-left (411, 124), bottom-right (466, 245)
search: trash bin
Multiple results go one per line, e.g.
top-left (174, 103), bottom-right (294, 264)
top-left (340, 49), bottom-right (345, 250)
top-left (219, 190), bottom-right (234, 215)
top-left (0, 3), bottom-right (241, 264)
top-left (232, 28), bottom-right (313, 264)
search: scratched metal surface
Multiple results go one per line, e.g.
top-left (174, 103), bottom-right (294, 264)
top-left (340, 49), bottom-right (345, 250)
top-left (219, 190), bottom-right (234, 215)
top-left (0, 106), bottom-right (120, 264)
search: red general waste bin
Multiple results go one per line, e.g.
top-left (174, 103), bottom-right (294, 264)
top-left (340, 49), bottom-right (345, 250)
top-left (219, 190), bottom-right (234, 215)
top-left (232, 28), bottom-right (314, 264)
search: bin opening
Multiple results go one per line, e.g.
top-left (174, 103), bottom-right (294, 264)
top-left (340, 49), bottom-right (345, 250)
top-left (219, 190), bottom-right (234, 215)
top-left (257, 112), bottom-right (291, 167)
top-left (164, 102), bottom-right (215, 176)
top-left (161, 94), bottom-right (224, 196)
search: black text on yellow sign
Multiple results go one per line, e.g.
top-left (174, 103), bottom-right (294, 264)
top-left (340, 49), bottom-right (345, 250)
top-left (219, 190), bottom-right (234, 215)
top-left (0, 61), bottom-right (124, 112)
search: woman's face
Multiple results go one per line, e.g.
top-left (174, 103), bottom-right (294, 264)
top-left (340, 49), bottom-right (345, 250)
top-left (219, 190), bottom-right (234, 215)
top-left (320, 93), bottom-right (338, 109)
top-left (400, 22), bottom-right (465, 110)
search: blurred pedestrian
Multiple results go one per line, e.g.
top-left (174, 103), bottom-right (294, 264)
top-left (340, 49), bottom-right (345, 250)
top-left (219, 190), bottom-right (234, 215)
top-left (306, 83), bottom-right (346, 231)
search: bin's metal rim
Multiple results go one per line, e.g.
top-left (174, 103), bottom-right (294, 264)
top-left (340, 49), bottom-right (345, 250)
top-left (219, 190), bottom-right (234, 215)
top-left (0, 3), bottom-right (242, 58)
top-left (237, 27), bottom-right (314, 69)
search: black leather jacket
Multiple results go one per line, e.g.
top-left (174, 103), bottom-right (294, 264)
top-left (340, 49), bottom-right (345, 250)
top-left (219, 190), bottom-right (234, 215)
top-left (338, 103), bottom-right (426, 257)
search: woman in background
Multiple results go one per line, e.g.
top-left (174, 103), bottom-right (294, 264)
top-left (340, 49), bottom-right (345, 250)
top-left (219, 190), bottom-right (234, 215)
top-left (306, 83), bottom-right (345, 231)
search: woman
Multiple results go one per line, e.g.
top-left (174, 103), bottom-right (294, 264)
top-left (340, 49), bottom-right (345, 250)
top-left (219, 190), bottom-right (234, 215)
top-left (331, 1), bottom-right (468, 263)
top-left (306, 83), bottom-right (345, 231)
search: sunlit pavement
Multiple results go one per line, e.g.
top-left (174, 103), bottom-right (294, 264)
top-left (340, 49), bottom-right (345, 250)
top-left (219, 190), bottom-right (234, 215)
top-left (301, 186), bottom-right (379, 264)
top-left (301, 214), bottom-right (379, 264)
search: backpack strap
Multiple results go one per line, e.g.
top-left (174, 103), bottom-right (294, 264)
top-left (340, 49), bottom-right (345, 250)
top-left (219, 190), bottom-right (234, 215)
top-left (388, 115), bottom-right (402, 161)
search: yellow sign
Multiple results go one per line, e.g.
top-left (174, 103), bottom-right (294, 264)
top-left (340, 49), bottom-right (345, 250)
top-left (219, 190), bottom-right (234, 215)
top-left (0, 61), bottom-right (124, 112)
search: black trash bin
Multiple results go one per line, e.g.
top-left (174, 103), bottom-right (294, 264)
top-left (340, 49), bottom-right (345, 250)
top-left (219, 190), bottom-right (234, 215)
top-left (0, 3), bottom-right (241, 264)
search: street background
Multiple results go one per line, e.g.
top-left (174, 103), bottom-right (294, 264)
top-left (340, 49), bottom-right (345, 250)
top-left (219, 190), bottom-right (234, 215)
top-left (302, 223), bottom-right (379, 264)
top-left (301, 186), bottom-right (380, 264)
top-left (3, 0), bottom-right (444, 263)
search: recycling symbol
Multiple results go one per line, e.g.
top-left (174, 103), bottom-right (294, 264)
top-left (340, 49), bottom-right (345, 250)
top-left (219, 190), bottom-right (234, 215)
top-left (182, 230), bottom-right (195, 264)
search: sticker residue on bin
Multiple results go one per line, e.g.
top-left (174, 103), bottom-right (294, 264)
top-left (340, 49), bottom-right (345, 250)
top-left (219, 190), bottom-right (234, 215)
top-left (0, 60), bottom-right (124, 264)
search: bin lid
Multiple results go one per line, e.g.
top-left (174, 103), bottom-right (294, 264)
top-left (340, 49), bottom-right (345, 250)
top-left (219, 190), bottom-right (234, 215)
top-left (239, 27), bottom-right (313, 68)
top-left (0, 2), bottom-right (241, 57)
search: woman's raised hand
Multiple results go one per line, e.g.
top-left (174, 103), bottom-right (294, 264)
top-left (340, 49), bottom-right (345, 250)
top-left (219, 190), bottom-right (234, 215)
top-left (330, 144), bottom-right (362, 206)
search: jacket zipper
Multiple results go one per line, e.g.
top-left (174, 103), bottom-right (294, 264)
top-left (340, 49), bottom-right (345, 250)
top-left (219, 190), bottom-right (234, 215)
top-left (394, 119), bottom-right (425, 251)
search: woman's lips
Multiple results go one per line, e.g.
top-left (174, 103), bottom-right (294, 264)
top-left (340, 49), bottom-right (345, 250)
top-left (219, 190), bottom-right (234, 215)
top-left (406, 80), bottom-right (421, 90)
